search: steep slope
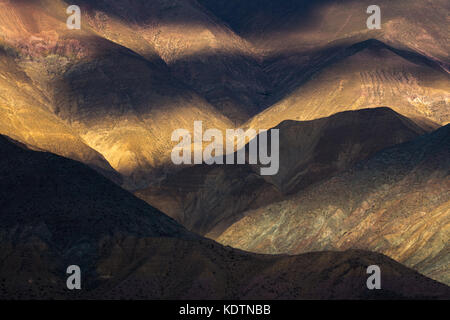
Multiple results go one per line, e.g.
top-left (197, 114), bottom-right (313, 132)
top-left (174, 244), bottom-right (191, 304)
top-left (0, 134), bottom-right (449, 299)
top-left (253, 107), bottom-right (429, 194)
top-left (136, 108), bottom-right (428, 236)
top-left (77, 0), bottom-right (271, 124)
top-left (0, 1), bottom-right (121, 183)
top-left (217, 125), bottom-right (450, 285)
top-left (80, 0), bottom-right (450, 125)
top-left (0, 134), bottom-right (191, 242)
top-left (199, 1), bottom-right (449, 128)
top-left (246, 40), bottom-right (449, 132)
top-left (0, 133), bottom-right (193, 297)
top-left (199, 0), bottom-right (449, 68)
top-left (0, 0), bottom-right (233, 189)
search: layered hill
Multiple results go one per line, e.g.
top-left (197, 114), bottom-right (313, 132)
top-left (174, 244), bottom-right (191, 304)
top-left (81, 0), bottom-right (450, 125)
top-left (0, 1), bottom-right (121, 182)
top-left (217, 124), bottom-right (450, 285)
top-left (245, 39), bottom-right (449, 132)
top-left (0, 0), bottom-right (448, 191)
top-left (0, 0), bottom-right (234, 189)
top-left (199, 0), bottom-right (449, 67)
top-left (76, 0), bottom-right (271, 124)
top-left (136, 164), bottom-right (281, 237)
top-left (199, 1), bottom-right (449, 129)
top-left (0, 0), bottom-right (448, 295)
top-left (0, 134), bottom-right (449, 299)
top-left (136, 108), bottom-right (429, 236)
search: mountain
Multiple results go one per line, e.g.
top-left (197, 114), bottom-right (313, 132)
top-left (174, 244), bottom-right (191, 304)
top-left (0, 134), bottom-right (449, 299)
top-left (198, 1), bottom-right (449, 127)
top-left (245, 39), bottom-right (449, 133)
top-left (135, 107), bottom-right (430, 236)
top-left (0, 30), bottom-right (120, 183)
top-left (0, 0), bottom-right (449, 300)
top-left (0, 133), bottom-right (191, 243)
top-left (75, 0), bottom-right (271, 124)
top-left (252, 107), bottom-right (430, 194)
top-left (199, 0), bottom-right (449, 68)
top-left (0, 0), bottom-right (448, 191)
top-left (216, 124), bottom-right (450, 285)
top-left (0, 133), bottom-right (192, 297)
top-left (79, 0), bottom-right (450, 128)
top-left (0, 0), bottom-right (233, 189)
top-left (136, 163), bottom-right (281, 237)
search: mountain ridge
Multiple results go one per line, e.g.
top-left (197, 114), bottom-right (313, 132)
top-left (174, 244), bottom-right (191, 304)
top-left (136, 107), bottom-right (431, 236)
top-left (0, 133), bottom-right (449, 299)
top-left (217, 124), bottom-right (450, 284)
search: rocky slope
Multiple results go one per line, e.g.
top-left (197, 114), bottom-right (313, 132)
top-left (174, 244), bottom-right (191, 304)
top-left (245, 39), bottom-right (449, 132)
top-left (136, 163), bottom-right (281, 237)
top-left (136, 108), bottom-right (429, 236)
top-left (0, 0), bottom-right (233, 189)
top-left (199, 1), bottom-right (450, 128)
top-left (199, 0), bottom-right (449, 67)
top-left (217, 125), bottom-right (450, 285)
top-left (0, 0), bottom-right (448, 190)
top-left (0, 134), bottom-right (449, 299)
top-left (77, 0), bottom-right (271, 124)
top-left (0, 1), bottom-right (121, 182)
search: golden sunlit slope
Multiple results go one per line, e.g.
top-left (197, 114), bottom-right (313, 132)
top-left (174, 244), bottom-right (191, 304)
top-left (0, 10), bottom-right (120, 182)
top-left (48, 47), bottom-right (232, 189)
top-left (217, 124), bottom-right (450, 285)
top-left (83, 0), bottom-right (450, 127)
top-left (0, 0), bottom-right (233, 189)
top-left (0, 0), bottom-right (448, 189)
top-left (200, 0), bottom-right (449, 128)
top-left (245, 40), bottom-right (449, 132)
top-left (74, 0), bottom-right (271, 124)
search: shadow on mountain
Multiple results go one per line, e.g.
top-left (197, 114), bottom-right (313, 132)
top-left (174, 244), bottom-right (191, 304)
top-left (136, 107), bottom-right (429, 237)
top-left (1, 133), bottom-right (449, 299)
top-left (217, 124), bottom-right (450, 284)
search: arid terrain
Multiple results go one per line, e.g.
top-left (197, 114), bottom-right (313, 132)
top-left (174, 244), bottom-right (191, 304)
top-left (0, 0), bottom-right (448, 299)
top-left (1, 134), bottom-right (449, 299)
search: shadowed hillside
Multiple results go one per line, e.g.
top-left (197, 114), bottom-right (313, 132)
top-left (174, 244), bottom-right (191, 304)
top-left (1, 134), bottom-right (449, 299)
top-left (136, 108), bottom-right (429, 236)
top-left (217, 124), bottom-right (450, 285)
